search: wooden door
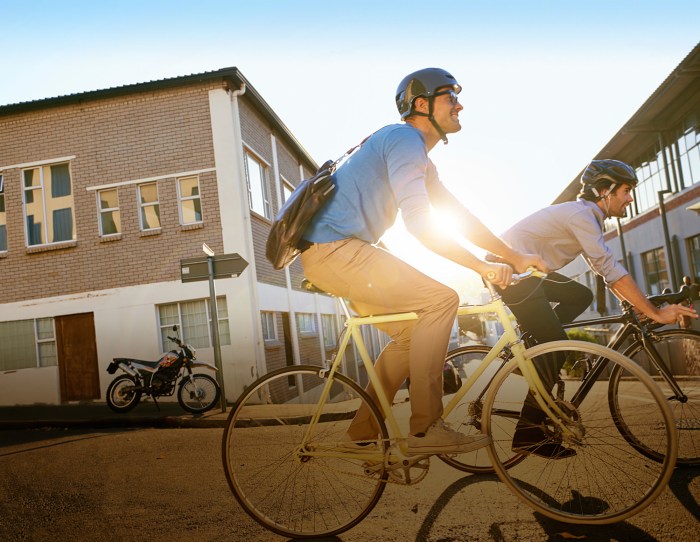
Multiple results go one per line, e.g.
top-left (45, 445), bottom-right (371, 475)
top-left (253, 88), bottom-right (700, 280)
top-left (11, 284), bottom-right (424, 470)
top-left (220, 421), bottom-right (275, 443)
top-left (56, 312), bottom-right (100, 402)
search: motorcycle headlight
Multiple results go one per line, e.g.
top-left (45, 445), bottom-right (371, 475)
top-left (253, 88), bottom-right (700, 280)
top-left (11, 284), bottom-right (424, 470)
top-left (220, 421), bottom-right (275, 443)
top-left (185, 344), bottom-right (197, 358)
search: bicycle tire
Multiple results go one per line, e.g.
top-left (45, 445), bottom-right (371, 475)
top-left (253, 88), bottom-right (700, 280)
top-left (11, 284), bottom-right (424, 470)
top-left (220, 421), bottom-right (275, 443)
top-left (610, 328), bottom-right (700, 467)
top-left (483, 340), bottom-right (677, 524)
top-left (222, 365), bottom-right (389, 538)
top-left (439, 345), bottom-right (526, 474)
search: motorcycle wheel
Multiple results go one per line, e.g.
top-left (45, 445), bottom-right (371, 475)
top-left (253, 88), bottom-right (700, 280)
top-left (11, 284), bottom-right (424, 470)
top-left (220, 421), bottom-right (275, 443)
top-left (177, 373), bottom-right (220, 414)
top-left (106, 375), bottom-right (142, 413)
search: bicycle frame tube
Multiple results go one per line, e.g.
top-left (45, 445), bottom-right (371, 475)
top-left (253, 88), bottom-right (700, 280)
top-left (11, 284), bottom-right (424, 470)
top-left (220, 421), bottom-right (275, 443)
top-left (300, 311), bottom-right (418, 451)
top-left (447, 300), bottom-right (576, 432)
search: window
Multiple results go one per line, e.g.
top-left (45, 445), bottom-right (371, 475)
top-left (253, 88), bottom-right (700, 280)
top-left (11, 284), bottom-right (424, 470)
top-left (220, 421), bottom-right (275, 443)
top-left (687, 235), bottom-right (700, 283)
top-left (177, 175), bottom-right (202, 225)
top-left (22, 163), bottom-right (75, 246)
top-left (261, 312), bottom-right (277, 342)
top-left (641, 247), bottom-right (670, 295)
top-left (282, 179), bottom-right (294, 204)
top-left (296, 312), bottom-right (316, 335)
top-left (98, 188), bottom-right (121, 236)
top-left (0, 317), bottom-right (57, 371)
top-left (0, 175), bottom-right (6, 252)
top-left (158, 297), bottom-right (230, 351)
top-left (244, 151), bottom-right (271, 219)
top-left (321, 314), bottom-right (337, 349)
top-left (138, 182), bottom-right (161, 230)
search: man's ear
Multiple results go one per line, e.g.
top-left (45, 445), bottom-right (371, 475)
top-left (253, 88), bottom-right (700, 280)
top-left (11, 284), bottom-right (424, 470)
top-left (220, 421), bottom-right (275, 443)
top-left (413, 96), bottom-right (429, 114)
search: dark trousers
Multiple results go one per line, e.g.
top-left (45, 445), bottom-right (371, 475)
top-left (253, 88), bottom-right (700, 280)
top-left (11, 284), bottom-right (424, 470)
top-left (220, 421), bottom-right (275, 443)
top-left (500, 272), bottom-right (593, 416)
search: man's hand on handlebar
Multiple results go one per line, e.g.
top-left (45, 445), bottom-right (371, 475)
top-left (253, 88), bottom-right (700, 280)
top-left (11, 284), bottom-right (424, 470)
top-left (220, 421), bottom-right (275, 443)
top-left (481, 262), bottom-right (513, 289)
top-left (651, 303), bottom-right (698, 326)
top-left (512, 252), bottom-right (548, 275)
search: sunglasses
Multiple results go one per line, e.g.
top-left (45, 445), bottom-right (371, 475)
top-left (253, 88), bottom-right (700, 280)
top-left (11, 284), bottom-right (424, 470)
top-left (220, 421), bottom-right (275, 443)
top-left (433, 89), bottom-right (460, 105)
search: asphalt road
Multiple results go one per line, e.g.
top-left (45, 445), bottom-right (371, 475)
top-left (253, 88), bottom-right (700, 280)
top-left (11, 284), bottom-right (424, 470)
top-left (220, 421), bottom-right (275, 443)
top-left (1, 427), bottom-right (698, 542)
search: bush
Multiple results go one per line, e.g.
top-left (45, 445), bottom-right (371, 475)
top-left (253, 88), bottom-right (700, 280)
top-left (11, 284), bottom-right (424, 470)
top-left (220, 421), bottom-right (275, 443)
top-left (562, 328), bottom-right (598, 378)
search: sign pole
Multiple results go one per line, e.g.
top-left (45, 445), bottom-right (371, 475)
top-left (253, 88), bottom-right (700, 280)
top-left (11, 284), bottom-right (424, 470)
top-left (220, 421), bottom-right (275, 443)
top-left (180, 245), bottom-right (248, 415)
top-left (204, 246), bottom-right (227, 413)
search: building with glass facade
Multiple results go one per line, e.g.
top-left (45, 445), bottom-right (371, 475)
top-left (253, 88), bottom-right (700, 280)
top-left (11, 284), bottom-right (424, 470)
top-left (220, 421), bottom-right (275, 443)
top-left (556, 42), bottom-right (700, 321)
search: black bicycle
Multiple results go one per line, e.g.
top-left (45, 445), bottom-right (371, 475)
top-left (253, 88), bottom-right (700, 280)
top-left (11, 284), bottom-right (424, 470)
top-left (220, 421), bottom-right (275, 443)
top-left (441, 284), bottom-right (700, 473)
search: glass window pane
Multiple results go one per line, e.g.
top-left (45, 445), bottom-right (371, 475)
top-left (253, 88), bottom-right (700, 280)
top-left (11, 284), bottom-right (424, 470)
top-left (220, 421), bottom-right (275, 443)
top-left (140, 184), bottom-right (158, 204)
top-left (181, 300), bottom-right (210, 348)
top-left (141, 205), bottom-right (161, 229)
top-left (0, 320), bottom-right (37, 370)
top-left (100, 189), bottom-right (118, 210)
top-left (179, 177), bottom-right (199, 197)
top-left (181, 199), bottom-right (202, 223)
top-left (38, 342), bottom-right (57, 367)
top-left (36, 318), bottom-right (54, 340)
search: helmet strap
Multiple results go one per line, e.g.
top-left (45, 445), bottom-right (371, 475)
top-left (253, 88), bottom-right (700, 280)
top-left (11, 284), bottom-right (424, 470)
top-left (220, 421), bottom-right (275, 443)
top-left (409, 97), bottom-right (449, 144)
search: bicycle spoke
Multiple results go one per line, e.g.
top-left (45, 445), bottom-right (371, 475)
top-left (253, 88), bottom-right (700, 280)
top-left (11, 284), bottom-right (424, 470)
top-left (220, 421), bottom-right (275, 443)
top-left (484, 341), bottom-right (677, 524)
top-left (222, 366), bottom-right (388, 538)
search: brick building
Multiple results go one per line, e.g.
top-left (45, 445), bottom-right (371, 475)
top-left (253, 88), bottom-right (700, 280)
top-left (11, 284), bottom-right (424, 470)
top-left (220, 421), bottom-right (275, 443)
top-left (0, 67), bottom-right (355, 406)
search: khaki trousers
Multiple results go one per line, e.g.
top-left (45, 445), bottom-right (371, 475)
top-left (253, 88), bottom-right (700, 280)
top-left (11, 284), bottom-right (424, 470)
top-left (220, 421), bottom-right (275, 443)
top-left (301, 238), bottom-right (459, 436)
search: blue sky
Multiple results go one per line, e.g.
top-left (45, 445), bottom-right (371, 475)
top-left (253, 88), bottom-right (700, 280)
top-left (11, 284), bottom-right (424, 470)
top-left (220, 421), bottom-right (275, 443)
top-left (2, 1), bottom-right (699, 295)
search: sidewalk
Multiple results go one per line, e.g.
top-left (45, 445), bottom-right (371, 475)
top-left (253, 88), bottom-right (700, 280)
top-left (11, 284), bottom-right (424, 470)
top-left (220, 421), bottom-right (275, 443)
top-left (0, 401), bottom-right (231, 430)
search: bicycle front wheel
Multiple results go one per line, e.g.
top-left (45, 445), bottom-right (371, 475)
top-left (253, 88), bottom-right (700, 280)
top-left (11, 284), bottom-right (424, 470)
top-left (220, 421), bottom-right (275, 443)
top-left (612, 329), bottom-right (700, 467)
top-left (483, 340), bottom-right (677, 524)
top-left (222, 365), bottom-right (389, 539)
top-left (440, 345), bottom-right (526, 474)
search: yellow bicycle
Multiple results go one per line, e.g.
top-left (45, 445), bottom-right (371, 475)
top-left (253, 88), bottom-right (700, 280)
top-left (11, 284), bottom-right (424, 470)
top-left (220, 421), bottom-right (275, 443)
top-left (222, 272), bottom-right (678, 538)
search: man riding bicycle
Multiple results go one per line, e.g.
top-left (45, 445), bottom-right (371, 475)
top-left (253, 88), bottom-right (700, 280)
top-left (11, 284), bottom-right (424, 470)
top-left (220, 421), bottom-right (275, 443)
top-left (300, 68), bottom-right (545, 455)
top-left (490, 159), bottom-right (697, 458)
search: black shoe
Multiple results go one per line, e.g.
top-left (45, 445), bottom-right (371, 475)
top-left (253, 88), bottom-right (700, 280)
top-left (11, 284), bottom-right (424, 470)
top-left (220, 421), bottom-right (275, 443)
top-left (512, 426), bottom-right (576, 460)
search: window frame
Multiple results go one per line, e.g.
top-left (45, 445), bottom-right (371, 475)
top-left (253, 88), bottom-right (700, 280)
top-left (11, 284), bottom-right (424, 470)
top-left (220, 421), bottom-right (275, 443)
top-left (157, 296), bottom-right (230, 351)
top-left (176, 175), bottom-right (203, 225)
top-left (0, 317), bottom-right (57, 371)
top-left (687, 234), bottom-right (700, 283)
top-left (261, 311), bottom-right (279, 346)
top-left (21, 162), bottom-right (76, 247)
top-left (244, 150), bottom-right (272, 219)
top-left (137, 182), bottom-right (161, 231)
top-left (0, 174), bottom-right (6, 252)
top-left (296, 312), bottom-right (317, 337)
top-left (641, 247), bottom-right (670, 295)
top-left (97, 188), bottom-right (121, 236)
top-left (321, 314), bottom-right (337, 349)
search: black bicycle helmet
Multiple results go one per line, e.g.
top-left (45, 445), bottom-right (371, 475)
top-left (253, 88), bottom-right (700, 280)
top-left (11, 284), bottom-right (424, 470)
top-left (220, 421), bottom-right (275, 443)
top-left (395, 68), bottom-right (462, 143)
top-left (579, 159), bottom-right (638, 199)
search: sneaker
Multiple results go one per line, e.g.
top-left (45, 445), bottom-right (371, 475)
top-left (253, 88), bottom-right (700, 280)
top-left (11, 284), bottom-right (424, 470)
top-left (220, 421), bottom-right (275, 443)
top-left (408, 419), bottom-right (490, 455)
top-left (512, 426), bottom-right (576, 459)
top-left (338, 434), bottom-right (379, 451)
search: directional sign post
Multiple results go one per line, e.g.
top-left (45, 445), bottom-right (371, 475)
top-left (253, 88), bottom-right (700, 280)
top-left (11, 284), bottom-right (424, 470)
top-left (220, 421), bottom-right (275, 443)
top-left (180, 244), bottom-right (248, 413)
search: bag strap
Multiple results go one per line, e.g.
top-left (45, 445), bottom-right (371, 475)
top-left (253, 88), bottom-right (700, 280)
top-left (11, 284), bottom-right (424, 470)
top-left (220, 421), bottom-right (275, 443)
top-left (331, 132), bottom-right (375, 170)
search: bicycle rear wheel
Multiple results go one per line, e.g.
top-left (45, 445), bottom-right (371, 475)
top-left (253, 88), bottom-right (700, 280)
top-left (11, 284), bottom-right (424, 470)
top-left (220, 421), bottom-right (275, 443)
top-left (222, 365), bottom-right (389, 538)
top-left (611, 329), bottom-right (700, 467)
top-left (483, 340), bottom-right (677, 524)
top-left (439, 345), bottom-right (526, 473)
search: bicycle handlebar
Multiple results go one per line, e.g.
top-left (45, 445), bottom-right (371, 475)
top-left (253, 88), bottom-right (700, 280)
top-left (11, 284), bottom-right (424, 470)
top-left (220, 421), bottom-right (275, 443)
top-left (648, 283), bottom-right (699, 307)
top-left (485, 268), bottom-right (546, 285)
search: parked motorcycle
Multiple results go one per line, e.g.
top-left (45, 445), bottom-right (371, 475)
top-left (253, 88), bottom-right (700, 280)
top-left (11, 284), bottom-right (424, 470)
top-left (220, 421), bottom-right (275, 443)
top-left (106, 326), bottom-right (220, 414)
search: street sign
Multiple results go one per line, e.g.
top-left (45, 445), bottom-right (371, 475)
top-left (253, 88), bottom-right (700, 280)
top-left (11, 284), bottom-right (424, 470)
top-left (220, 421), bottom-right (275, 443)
top-left (180, 253), bottom-right (248, 283)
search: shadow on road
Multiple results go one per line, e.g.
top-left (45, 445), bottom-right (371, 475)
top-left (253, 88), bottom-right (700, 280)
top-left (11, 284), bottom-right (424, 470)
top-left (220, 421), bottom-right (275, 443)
top-left (413, 471), bottom-right (695, 542)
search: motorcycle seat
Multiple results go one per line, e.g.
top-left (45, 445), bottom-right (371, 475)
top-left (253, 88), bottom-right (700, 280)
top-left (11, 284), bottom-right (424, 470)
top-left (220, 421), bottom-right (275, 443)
top-left (113, 357), bottom-right (161, 370)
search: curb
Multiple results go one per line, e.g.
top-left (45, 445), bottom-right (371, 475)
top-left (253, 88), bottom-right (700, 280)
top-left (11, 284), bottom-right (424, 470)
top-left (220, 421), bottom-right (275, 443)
top-left (0, 415), bottom-right (228, 431)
